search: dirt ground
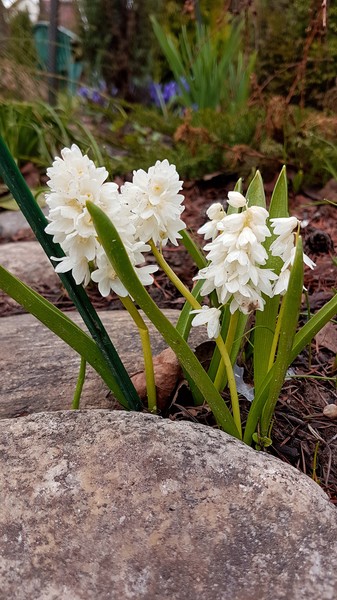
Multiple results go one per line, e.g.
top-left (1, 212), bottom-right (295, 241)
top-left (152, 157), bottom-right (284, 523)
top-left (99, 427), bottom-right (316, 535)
top-left (1, 173), bottom-right (337, 501)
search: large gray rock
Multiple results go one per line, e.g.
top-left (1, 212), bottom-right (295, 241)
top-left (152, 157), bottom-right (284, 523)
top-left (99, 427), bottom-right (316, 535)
top-left (0, 410), bottom-right (336, 600)
top-left (0, 310), bottom-right (205, 418)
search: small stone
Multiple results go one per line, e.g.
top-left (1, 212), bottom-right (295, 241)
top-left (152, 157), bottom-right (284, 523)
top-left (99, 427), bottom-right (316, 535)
top-left (323, 404), bottom-right (337, 419)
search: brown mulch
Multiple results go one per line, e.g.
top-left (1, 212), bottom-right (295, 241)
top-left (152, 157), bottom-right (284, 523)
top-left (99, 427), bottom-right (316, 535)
top-left (1, 174), bottom-right (337, 501)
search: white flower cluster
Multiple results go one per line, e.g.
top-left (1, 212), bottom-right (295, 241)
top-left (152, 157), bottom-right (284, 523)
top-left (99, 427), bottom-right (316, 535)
top-left (192, 191), bottom-right (315, 338)
top-left (195, 191), bottom-right (278, 315)
top-left (45, 146), bottom-right (185, 296)
top-left (121, 159), bottom-right (186, 246)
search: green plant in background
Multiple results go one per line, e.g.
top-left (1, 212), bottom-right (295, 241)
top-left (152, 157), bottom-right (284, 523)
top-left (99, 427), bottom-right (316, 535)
top-left (1, 137), bottom-right (337, 449)
top-left (92, 100), bottom-right (262, 181)
top-left (151, 16), bottom-right (255, 112)
top-left (0, 99), bottom-right (108, 209)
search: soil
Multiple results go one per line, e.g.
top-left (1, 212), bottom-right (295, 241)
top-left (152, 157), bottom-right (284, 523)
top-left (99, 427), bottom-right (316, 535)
top-left (1, 173), bottom-right (337, 501)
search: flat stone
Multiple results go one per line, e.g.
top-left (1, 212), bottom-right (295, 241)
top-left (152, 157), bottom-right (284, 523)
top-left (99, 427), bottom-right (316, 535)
top-left (0, 242), bottom-right (60, 312)
top-left (0, 410), bottom-right (336, 599)
top-left (0, 310), bottom-right (206, 418)
top-left (0, 210), bottom-right (32, 239)
top-left (0, 207), bottom-right (48, 240)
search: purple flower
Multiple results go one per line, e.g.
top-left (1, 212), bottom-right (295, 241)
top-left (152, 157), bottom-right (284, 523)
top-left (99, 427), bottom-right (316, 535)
top-left (77, 86), bottom-right (90, 99)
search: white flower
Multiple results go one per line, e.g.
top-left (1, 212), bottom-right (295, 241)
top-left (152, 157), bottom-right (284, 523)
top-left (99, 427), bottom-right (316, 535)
top-left (52, 255), bottom-right (91, 287)
top-left (270, 216), bottom-right (298, 237)
top-left (273, 268), bottom-right (290, 296)
top-left (270, 217), bottom-right (299, 260)
top-left (198, 202), bottom-right (225, 240)
top-left (194, 197), bottom-right (274, 314)
top-left (190, 306), bottom-right (222, 339)
top-left (45, 145), bottom-right (139, 287)
top-left (121, 159), bottom-right (186, 246)
top-left (273, 245), bottom-right (316, 296)
top-left (47, 144), bottom-right (108, 196)
top-left (91, 241), bottom-right (157, 297)
top-left (227, 191), bottom-right (247, 208)
top-left (91, 246), bottom-right (129, 297)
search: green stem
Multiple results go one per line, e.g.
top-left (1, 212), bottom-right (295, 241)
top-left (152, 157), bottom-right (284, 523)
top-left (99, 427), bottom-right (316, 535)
top-left (72, 357), bottom-right (86, 410)
top-left (150, 240), bottom-right (200, 310)
top-left (150, 239), bottom-right (241, 428)
top-left (214, 311), bottom-right (239, 390)
top-left (215, 335), bottom-right (242, 438)
top-left (267, 295), bottom-right (286, 372)
top-left (120, 296), bottom-right (157, 413)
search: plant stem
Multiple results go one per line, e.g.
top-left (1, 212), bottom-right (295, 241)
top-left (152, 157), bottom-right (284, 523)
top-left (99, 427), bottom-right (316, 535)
top-left (72, 357), bottom-right (86, 410)
top-left (214, 311), bottom-right (239, 390)
top-left (150, 239), bottom-right (241, 428)
top-left (150, 240), bottom-right (200, 310)
top-left (120, 296), bottom-right (157, 413)
top-left (267, 295), bottom-right (285, 372)
top-left (215, 335), bottom-right (242, 439)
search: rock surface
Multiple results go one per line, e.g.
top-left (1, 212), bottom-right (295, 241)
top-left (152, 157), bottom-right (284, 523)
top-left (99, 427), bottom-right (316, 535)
top-left (0, 207), bottom-right (49, 240)
top-left (0, 310), bottom-right (205, 418)
top-left (0, 241), bottom-right (60, 313)
top-left (0, 410), bottom-right (337, 600)
top-left (0, 210), bottom-right (33, 240)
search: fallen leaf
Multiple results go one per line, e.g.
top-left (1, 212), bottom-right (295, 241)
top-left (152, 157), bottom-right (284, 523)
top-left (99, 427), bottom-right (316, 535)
top-left (131, 347), bottom-right (182, 413)
top-left (315, 322), bottom-right (337, 354)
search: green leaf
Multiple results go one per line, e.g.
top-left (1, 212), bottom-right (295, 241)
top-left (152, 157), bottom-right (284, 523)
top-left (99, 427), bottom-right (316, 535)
top-left (246, 170), bottom-right (266, 208)
top-left (253, 167), bottom-right (288, 393)
top-left (179, 229), bottom-right (207, 270)
top-left (0, 264), bottom-right (131, 408)
top-left (244, 237), bottom-right (304, 445)
top-left (268, 166), bottom-right (288, 218)
top-left (87, 200), bottom-right (240, 438)
top-left (290, 292), bottom-right (337, 362)
top-left (0, 135), bottom-right (142, 411)
top-left (260, 238), bottom-right (303, 436)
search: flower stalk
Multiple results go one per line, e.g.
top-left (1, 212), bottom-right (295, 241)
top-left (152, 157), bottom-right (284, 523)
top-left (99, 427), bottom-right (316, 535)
top-left (150, 240), bottom-right (200, 310)
top-left (72, 357), bottom-right (86, 410)
top-left (120, 295), bottom-right (157, 413)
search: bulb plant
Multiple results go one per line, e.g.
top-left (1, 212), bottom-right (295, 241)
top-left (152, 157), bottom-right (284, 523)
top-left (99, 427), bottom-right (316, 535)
top-left (1, 135), bottom-right (337, 449)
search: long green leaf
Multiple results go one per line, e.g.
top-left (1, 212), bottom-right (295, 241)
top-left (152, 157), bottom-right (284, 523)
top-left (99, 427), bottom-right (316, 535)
top-left (0, 264), bottom-right (130, 408)
top-left (253, 167), bottom-right (288, 392)
top-left (260, 237), bottom-right (303, 436)
top-left (244, 237), bottom-right (304, 445)
top-left (87, 200), bottom-right (240, 438)
top-left (243, 290), bottom-right (337, 446)
top-left (290, 293), bottom-right (337, 362)
top-left (0, 135), bottom-right (141, 411)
